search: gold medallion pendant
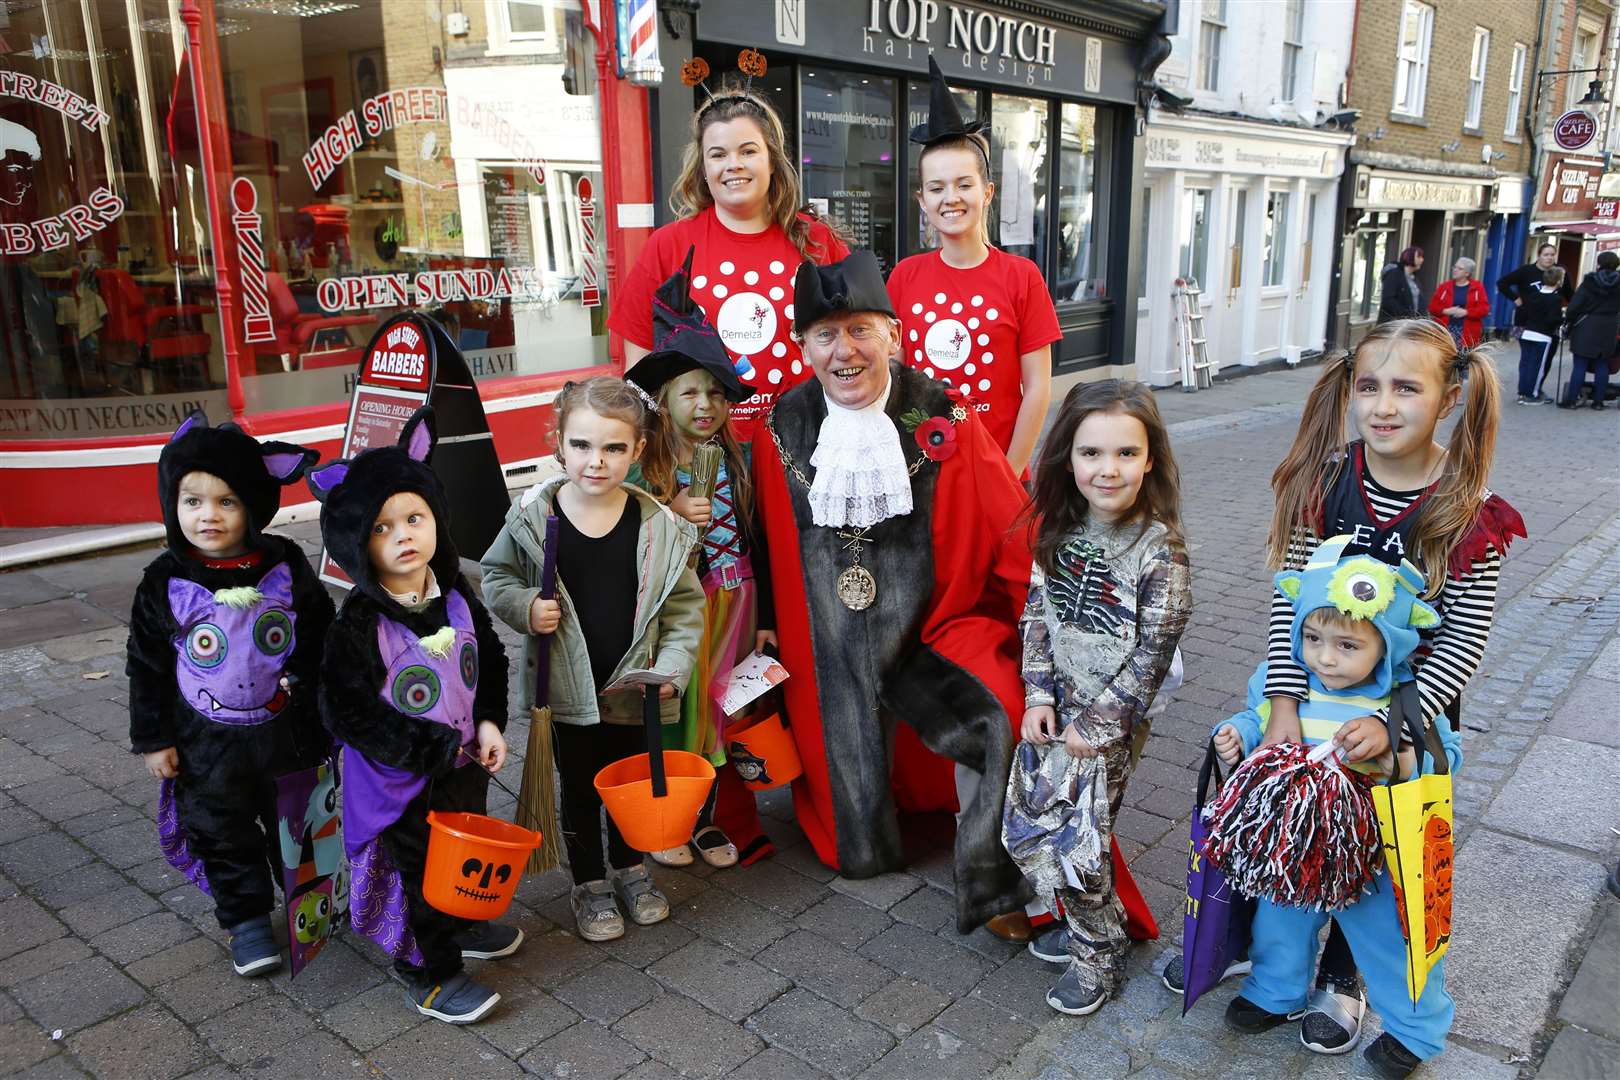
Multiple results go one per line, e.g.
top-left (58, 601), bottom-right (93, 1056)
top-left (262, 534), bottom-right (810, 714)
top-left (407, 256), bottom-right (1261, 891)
top-left (836, 564), bottom-right (877, 611)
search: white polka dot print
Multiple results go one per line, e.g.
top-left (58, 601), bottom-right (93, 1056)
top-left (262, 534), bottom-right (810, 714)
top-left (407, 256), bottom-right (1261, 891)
top-left (924, 367), bottom-right (935, 378)
top-left (911, 302), bottom-right (924, 315)
top-left (950, 302), bottom-right (963, 314)
top-left (977, 334), bottom-right (990, 346)
top-left (914, 349), bottom-right (924, 362)
top-left (712, 283), bottom-right (728, 298)
top-left (924, 311), bottom-right (937, 323)
top-left (982, 351), bottom-right (994, 363)
top-left (909, 329), bottom-right (918, 342)
top-left (720, 260), bottom-right (736, 275)
top-left (785, 304), bottom-right (795, 319)
top-left (965, 363), bottom-right (976, 375)
top-left (772, 342), bottom-right (788, 358)
top-left (968, 317), bottom-right (980, 330)
top-left (978, 378), bottom-right (991, 391)
top-left (744, 270), bottom-right (759, 285)
top-left (934, 292), bottom-right (947, 304)
top-left (791, 360), bottom-right (803, 375)
top-left (769, 286), bottom-right (785, 301)
top-left (959, 382), bottom-right (971, 394)
top-left (986, 308), bottom-right (1000, 321)
top-left (767, 369), bottom-right (784, 385)
top-left (769, 260), bottom-right (785, 275)
top-left (693, 275), bottom-right (708, 289)
top-left (971, 294), bottom-right (983, 306)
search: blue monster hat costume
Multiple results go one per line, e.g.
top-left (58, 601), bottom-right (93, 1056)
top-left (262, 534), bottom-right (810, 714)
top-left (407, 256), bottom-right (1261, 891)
top-left (1276, 534), bottom-right (1440, 699)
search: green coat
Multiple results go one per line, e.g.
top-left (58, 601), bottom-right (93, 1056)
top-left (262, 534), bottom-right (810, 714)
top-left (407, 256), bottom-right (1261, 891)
top-left (480, 476), bottom-right (704, 726)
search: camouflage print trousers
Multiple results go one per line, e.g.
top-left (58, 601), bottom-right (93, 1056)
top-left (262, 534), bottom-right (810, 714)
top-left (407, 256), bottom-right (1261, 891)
top-left (1055, 727), bottom-right (1145, 993)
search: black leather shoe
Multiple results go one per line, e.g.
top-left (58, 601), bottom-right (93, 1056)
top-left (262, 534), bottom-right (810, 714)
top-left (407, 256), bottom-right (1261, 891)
top-left (1363, 1033), bottom-right (1422, 1079)
top-left (1224, 994), bottom-right (1301, 1034)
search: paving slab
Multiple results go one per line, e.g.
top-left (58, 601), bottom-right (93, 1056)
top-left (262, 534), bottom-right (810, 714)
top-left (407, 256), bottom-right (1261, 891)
top-left (469, 980), bottom-right (578, 1059)
top-left (853, 977), bottom-right (953, 1038)
top-left (67, 1002), bottom-right (213, 1080)
top-left (368, 1021), bottom-right (528, 1079)
top-left (1556, 903), bottom-right (1620, 1041)
top-left (646, 939), bottom-right (791, 1021)
top-left (551, 959), bottom-right (659, 1025)
top-left (1481, 737), bottom-right (1620, 853)
top-left (726, 1046), bottom-right (832, 1079)
top-left (518, 1020), bottom-right (647, 1079)
top-left (1448, 830), bottom-right (1609, 1052)
top-left (1544, 679), bottom-right (1620, 749)
top-left (11, 954), bottom-right (146, 1036)
top-left (320, 982), bottom-right (430, 1052)
top-left (755, 930), bottom-right (894, 1008)
top-left (856, 1025), bottom-right (999, 1080)
top-left (614, 993), bottom-right (763, 1078)
top-left (195, 994), bottom-right (319, 1065)
top-left (1538, 1026), bottom-right (1620, 1079)
top-left (0, 894), bottom-right (65, 961)
top-left (856, 923), bottom-right (991, 998)
top-left (0, 599), bottom-right (120, 650)
top-left (795, 892), bottom-right (894, 950)
top-left (746, 989), bottom-right (892, 1079)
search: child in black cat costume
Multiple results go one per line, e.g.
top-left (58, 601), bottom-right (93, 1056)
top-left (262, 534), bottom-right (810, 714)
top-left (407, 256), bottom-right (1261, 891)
top-left (308, 406), bottom-right (517, 1025)
top-left (126, 412), bottom-right (332, 977)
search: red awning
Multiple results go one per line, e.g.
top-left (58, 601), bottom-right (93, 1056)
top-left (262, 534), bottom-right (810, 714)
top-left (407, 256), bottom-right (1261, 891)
top-left (1530, 220), bottom-right (1620, 240)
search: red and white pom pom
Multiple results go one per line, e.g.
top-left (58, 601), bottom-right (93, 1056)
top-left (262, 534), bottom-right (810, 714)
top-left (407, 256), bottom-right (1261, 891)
top-left (1199, 741), bottom-right (1383, 910)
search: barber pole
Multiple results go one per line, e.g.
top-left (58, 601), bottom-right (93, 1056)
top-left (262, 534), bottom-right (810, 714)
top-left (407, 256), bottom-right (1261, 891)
top-left (615, 0), bottom-right (663, 86)
top-left (578, 176), bottom-right (600, 308)
top-left (230, 177), bottom-right (275, 344)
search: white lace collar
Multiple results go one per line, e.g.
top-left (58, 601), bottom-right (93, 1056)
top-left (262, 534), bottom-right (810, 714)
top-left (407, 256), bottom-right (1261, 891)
top-left (807, 377), bottom-right (914, 528)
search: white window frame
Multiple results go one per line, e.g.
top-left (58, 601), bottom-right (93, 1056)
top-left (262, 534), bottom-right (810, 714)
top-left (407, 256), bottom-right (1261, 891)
top-left (1198, 0), bottom-right (1226, 94)
top-left (1506, 42), bottom-right (1527, 137)
top-left (1465, 29), bottom-right (1490, 129)
top-left (1393, 1), bottom-right (1434, 119)
top-left (1569, 23), bottom-right (1602, 110)
top-left (1262, 189), bottom-right (1291, 289)
top-left (1281, 0), bottom-right (1305, 101)
top-left (1179, 186), bottom-right (1213, 290)
top-left (485, 0), bottom-right (567, 56)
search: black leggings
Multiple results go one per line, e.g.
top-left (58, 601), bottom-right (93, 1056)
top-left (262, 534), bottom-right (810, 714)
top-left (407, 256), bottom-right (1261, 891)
top-left (379, 763), bottom-right (490, 982)
top-left (553, 722), bottom-right (646, 885)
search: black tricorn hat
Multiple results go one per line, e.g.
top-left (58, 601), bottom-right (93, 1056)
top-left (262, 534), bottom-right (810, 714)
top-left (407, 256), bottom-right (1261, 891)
top-left (624, 246), bottom-right (747, 402)
top-left (909, 56), bottom-right (987, 146)
top-left (792, 250), bottom-right (895, 334)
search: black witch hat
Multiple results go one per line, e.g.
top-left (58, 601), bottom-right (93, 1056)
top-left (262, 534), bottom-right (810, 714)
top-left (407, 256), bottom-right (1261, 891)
top-left (625, 246), bottom-right (747, 402)
top-left (909, 56), bottom-right (987, 146)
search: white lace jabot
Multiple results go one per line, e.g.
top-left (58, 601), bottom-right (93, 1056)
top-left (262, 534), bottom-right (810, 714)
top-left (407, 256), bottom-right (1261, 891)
top-left (807, 380), bottom-right (913, 528)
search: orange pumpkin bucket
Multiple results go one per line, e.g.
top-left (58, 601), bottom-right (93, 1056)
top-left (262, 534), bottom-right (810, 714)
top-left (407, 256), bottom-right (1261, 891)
top-left (594, 684), bottom-right (716, 853)
top-left (422, 811), bottom-right (541, 919)
top-left (726, 710), bottom-right (802, 791)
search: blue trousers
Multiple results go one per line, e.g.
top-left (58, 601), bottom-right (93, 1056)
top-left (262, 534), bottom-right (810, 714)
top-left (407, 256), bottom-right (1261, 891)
top-left (1516, 338), bottom-right (1552, 398)
top-left (1562, 353), bottom-right (1612, 405)
top-left (1241, 870), bottom-right (1453, 1060)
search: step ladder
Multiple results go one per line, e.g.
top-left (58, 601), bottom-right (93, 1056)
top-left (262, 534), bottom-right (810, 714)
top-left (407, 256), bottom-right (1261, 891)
top-left (1172, 279), bottom-right (1216, 392)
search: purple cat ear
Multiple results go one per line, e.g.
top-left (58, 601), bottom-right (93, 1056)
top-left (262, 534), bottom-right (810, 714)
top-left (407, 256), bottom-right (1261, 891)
top-left (404, 418), bottom-right (433, 462)
top-left (307, 462), bottom-right (349, 496)
top-left (262, 451), bottom-right (307, 481)
top-left (260, 563), bottom-right (294, 605)
top-left (170, 411), bottom-right (206, 443)
top-left (167, 577), bottom-right (215, 628)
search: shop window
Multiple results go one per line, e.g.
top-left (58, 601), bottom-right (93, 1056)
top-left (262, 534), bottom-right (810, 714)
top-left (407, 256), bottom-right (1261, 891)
top-left (1137, 187), bottom-right (1152, 301)
top-left (1263, 190), bottom-right (1291, 288)
top-left (0, 0), bottom-right (611, 439)
top-left (905, 79), bottom-right (979, 256)
top-left (1054, 102), bottom-right (1099, 301)
top-left (1198, 0), bottom-right (1225, 94)
top-left (1229, 188), bottom-right (1246, 291)
top-left (1393, 1), bottom-right (1433, 119)
top-left (486, 0), bottom-right (568, 54)
top-left (1506, 43), bottom-right (1526, 137)
top-left (1351, 215), bottom-right (1394, 322)
top-left (1465, 29), bottom-right (1490, 131)
top-left (1178, 188), bottom-right (1211, 290)
top-left (1281, 0), bottom-right (1304, 102)
top-left (800, 67), bottom-right (897, 271)
top-left (989, 94), bottom-right (1049, 274)
top-left (1568, 25), bottom-right (1601, 110)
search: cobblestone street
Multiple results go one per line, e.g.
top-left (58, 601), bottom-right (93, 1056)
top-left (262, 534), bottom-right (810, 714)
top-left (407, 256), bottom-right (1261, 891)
top-left (1, 348), bottom-right (1615, 1080)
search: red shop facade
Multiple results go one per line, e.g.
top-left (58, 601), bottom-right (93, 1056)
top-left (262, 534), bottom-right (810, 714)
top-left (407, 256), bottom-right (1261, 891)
top-left (0, 0), bottom-right (653, 527)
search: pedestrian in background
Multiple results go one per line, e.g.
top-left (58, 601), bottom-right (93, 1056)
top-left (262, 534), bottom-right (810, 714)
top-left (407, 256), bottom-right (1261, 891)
top-left (1496, 242), bottom-right (1571, 333)
top-left (1513, 265), bottom-right (1567, 404)
top-left (1427, 256), bottom-right (1490, 347)
top-left (1559, 249), bottom-right (1620, 410)
top-left (1377, 246), bottom-right (1424, 323)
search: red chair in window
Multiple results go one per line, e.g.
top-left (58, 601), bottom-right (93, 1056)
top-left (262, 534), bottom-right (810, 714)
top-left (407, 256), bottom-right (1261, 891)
top-left (255, 272), bottom-right (376, 372)
top-left (96, 268), bottom-right (214, 392)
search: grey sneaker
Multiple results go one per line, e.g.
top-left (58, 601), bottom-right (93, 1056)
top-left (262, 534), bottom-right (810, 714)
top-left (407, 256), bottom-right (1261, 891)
top-left (1300, 976), bottom-right (1366, 1054)
top-left (1046, 964), bottom-right (1109, 1016)
top-left (1028, 925), bottom-right (1068, 965)
top-left (570, 880), bottom-right (625, 942)
top-left (455, 922), bottom-right (524, 960)
top-left (1160, 951), bottom-right (1251, 995)
top-left (407, 971), bottom-right (501, 1024)
top-left (611, 864), bottom-right (670, 926)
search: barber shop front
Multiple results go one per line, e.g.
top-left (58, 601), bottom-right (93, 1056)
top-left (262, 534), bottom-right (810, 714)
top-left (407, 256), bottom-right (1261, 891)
top-left (0, 0), bottom-right (650, 527)
top-left (650, 0), bottom-right (1162, 377)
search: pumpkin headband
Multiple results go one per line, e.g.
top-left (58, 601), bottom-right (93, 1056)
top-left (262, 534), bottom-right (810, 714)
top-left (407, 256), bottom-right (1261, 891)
top-left (684, 49), bottom-right (770, 118)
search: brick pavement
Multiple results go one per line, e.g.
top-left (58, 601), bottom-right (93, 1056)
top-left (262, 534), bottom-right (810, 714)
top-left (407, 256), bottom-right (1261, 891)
top-left (0, 347), bottom-right (1614, 1079)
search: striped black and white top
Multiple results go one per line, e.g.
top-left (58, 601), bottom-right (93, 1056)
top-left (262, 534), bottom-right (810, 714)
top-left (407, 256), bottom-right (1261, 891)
top-left (1262, 471), bottom-right (1502, 727)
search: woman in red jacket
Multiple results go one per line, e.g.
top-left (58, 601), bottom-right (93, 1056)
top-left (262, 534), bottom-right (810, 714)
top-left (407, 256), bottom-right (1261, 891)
top-left (1428, 255), bottom-right (1491, 347)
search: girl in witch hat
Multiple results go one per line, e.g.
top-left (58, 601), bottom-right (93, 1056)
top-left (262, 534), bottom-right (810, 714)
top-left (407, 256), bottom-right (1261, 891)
top-left (609, 49), bottom-right (849, 440)
top-left (481, 378), bottom-right (705, 943)
top-left (888, 56), bottom-right (1061, 478)
top-left (626, 247), bottom-right (776, 869)
top-left (307, 408), bottom-right (519, 1025)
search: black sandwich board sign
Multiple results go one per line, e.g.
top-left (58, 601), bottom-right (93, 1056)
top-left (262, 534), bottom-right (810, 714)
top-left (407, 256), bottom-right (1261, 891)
top-left (318, 312), bottom-right (509, 587)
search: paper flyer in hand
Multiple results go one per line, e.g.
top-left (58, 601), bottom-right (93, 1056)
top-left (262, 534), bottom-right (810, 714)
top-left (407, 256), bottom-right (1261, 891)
top-left (599, 667), bottom-right (682, 696)
top-left (719, 652), bottom-right (790, 716)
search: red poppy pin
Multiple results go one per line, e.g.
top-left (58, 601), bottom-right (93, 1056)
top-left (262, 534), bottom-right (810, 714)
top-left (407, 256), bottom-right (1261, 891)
top-left (915, 416), bottom-right (957, 461)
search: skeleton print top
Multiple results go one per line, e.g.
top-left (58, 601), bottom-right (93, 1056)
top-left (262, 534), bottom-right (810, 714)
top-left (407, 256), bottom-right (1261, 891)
top-left (1020, 518), bottom-right (1192, 748)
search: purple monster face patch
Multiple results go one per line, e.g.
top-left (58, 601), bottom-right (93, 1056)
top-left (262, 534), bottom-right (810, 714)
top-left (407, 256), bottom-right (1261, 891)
top-left (375, 589), bottom-right (477, 747)
top-left (169, 563), bottom-right (296, 725)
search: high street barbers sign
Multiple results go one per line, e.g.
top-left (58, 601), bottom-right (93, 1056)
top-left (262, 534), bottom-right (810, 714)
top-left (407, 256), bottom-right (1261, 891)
top-left (701, 0), bottom-right (1139, 103)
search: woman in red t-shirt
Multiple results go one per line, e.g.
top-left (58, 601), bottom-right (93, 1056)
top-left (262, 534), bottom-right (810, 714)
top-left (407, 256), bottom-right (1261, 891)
top-left (609, 82), bottom-right (847, 439)
top-left (887, 66), bottom-right (1060, 475)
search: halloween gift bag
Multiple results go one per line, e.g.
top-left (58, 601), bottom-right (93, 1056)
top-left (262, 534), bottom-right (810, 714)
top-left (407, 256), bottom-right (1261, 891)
top-left (275, 760), bottom-right (347, 976)
top-left (1372, 683), bottom-right (1454, 1003)
top-left (1182, 741), bottom-right (1255, 1014)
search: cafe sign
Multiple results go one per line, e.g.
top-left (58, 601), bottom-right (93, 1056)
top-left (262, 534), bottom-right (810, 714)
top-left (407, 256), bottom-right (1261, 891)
top-left (1554, 109), bottom-right (1599, 152)
top-left (1537, 154), bottom-right (1604, 217)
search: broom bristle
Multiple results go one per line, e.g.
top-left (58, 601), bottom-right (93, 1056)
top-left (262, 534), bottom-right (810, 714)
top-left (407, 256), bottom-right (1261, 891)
top-left (520, 707), bottom-right (564, 875)
top-left (1200, 742), bottom-right (1383, 910)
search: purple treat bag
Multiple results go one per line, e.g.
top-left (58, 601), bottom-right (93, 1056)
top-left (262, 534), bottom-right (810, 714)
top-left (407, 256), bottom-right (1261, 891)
top-left (1182, 741), bottom-right (1255, 1013)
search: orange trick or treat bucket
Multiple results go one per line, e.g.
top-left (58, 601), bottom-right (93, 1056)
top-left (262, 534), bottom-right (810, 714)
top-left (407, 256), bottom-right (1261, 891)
top-left (726, 710), bottom-right (802, 791)
top-left (422, 811), bottom-right (541, 919)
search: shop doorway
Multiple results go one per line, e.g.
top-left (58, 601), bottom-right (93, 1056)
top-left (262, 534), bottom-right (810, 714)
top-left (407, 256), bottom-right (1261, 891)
top-left (1410, 210), bottom-right (1446, 301)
